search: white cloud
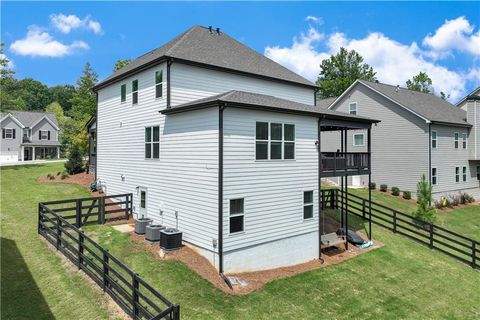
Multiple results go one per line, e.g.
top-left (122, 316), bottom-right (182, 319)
top-left (423, 16), bottom-right (480, 56)
top-left (466, 68), bottom-right (480, 83)
top-left (265, 21), bottom-right (475, 101)
top-left (50, 13), bottom-right (102, 34)
top-left (305, 16), bottom-right (323, 25)
top-left (10, 26), bottom-right (89, 57)
top-left (265, 27), bottom-right (329, 81)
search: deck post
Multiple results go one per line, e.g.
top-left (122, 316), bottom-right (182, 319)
top-left (78, 231), bottom-right (84, 270)
top-left (132, 273), bottom-right (140, 318)
top-left (472, 242), bottom-right (477, 269)
top-left (317, 118), bottom-right (323, 261)
top-left (344, 127), bottom-right (348, 250)
top-left (76, 199), bottom-right (82, 227)
top-left (368, 128), bottom-right (372, 240)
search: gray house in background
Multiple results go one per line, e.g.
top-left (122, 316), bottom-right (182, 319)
top-left (0, 111), bottom-right (61, 163)
top-left (321, 80), bottom-right (479, 199)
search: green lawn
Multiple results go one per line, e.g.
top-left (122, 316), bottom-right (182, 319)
top-left (348, 188), bottom-right (480, 239)
top-left (2, 163), bottom-right (479, 319)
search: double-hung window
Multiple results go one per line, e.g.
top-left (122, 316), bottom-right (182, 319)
top-left (132, 79), bottom-right (138, 104)
top-left (349, 102), bottom-right (357, 115)
top-left (431, 168), bottom-right (437, 185)
top-left (229, 199), bottom-right (244, 234)
top-left (255, 122), bottom-right (295, 160)
top-left (462, 166), bottom-right (467, 182)
top-left (155, 71), bottom-right (163, 98)
top-left (454, 133), bottom-right (459, 149)
top-left (353, 133), bottom-right (365, 146)
top-left (477, 166), bottom-right (480, 180)
top-left (455, 166), bottom-right (460, 183)
top-left (431, 130), bottom-right (437, 149)
top-left (145, 126), bottom-right (160, 159)
top-left (39, 130), bottom-right (49, 140)
top-left (121, 84), bottom-right (126, 102)
top-left (140, 190), bottom-right (146, 209)
top-left (3, 128), bottom-right (14, 139)
top-left (303, 191), bottom-right (314, 219)
top-left (461, 133), bottom-right (467, 149)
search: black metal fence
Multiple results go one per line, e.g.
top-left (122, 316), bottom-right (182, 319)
top-left (38, 195), bottom-right (180, 320)
top-left (335, 189), bottom-right (479, 270)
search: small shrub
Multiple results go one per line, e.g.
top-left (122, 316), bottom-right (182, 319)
top-left (56, 171), bottom-right (61, 176)
top-left (444, 197), bottom-right (452, 208)
top-left (433, 199), bottom-right (443, 209)
top-left (391, 187), bottom-right (400, 196)
top-left (379, 184), bottom-right (388, 192)
top-left (449, 194), bottom-right (460, 206)
top-left (65, 144), bottom-right (84, 175)
top-left (60, 171), bottom-right (69, 180)
top-left (414, 174), bottom-right (436, 224)
top-left (369, 182), bottom-right (376, 190)
top-left (465, 194), bottom-right (475, 203)
top-left (402, 191), bottom-right (412, 200)
top-left (47, 173), bottom-right (55, 180)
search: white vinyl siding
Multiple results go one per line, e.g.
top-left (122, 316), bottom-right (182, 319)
top-left (97, 62), bottom-right (219, 253)
top-left (170, 63), bottom-right (314, 106)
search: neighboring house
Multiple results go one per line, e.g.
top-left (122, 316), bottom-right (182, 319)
top-left (86, 115), bottom-right (96, 175)
top-left (93, 25), bottom-right (378, 273)
top-left (322, 80), bottom-right (479, 199)
top-left (0, 111), bottom-right (61, 163)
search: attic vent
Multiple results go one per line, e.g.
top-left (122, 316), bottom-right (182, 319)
top-left (208, 26), bottom-right (221, 35)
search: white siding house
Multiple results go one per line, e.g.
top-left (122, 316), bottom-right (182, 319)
top-left (94, 25), bottom-right (378, 273)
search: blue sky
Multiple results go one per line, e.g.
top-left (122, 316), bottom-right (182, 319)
top-left (2, 1), bottom-right (479, 101)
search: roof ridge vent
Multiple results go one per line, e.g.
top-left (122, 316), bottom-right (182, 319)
top-left (208, 26), bottom-right (213, 34)
top-left (395, 85), bottom-right (399, 92)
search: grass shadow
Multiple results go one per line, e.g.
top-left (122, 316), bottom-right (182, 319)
top-left (1, 237), bottom-right (55, 320)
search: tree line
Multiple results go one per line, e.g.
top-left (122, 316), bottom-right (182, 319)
top-left (1, 42), bottom-right (448, 156)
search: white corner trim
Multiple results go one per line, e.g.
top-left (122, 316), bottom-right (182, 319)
top-left (30, 115), bottom-right (60, 131)
top-left (0, 113), bottom-right (25, 128)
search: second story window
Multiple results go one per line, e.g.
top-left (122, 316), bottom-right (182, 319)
top-left (121, 84), bottom-right (126, 103)
top-left (349, 102), bottom-right (357, 115)
top-left (2, 128), bottom-right (15, 139)
top-left (155, 71), bottom-right (163, 98)
top-left (132, 80), bottom-right (138, 104)
top-left (462, 133), bottom-right (467, 149)
top-left (255, 122), bottom-right (295, 160)
top-left (145, 126), bottom-right (160, 159)
top-left (39, 130), bottom-right (50, 140)
top-left (454, 132), bottom-right (459, 149)
top-left (431, 130), bottom-right (437, 148)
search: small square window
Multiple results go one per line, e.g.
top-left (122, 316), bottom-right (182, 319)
top-left (353, 134), bottom-right (365, 146)
top-left (255, 141), bottom-right (268, 160)
top-left (349, 102), bottom-right (357, 115)
top-left (270, 142), bottom-right (282, 159)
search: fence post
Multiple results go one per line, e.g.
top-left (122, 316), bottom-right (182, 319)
top-left (103, 249), bottom-right (109, 291)
top-left (76, 199), bottom-right (82, 228)
top-left (125, 194), bottom-right (130, 220)
top-left (99, 197), bottom-right (105, 224)
top-left (78, 231), bottom-right (84, 270)
top-left (172, 304), bottom-right (181, 320)
top-left (56, 216), bottom-right (62, 250)
top-left (472, 242), bottom-right (477, 269)
top-left (132, 273), bottom-right (139, 318)
top-left (393, 211), bottom-right (397, 233)
top-left (362, 199), bottom-right (366, 219)
top-left (38, 203), bottom-right (42, 235)
top-left (429, 224), bottom-right (434, 248)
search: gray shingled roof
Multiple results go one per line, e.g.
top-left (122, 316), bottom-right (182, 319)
top-left (1, 111), bottom-right (59, 128)
top-left (317, 97), bottom-right (337, 109)
top-left (95, 26), bottom-right (316, 89)
top-left (162, 90), bottom-right (379, 124)
top-left (358, 80), bottom-right (470, 126)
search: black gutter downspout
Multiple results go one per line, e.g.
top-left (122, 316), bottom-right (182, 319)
top-left (317, 117), bottom-right (323, 262)
top-left (94, 91), bottom-right (98, 182)
top-left (167, 59), bottom-right (173, 108)
top-left (367, 127), bottom-right (372, 240)
top-left (218, 104), bottom-right (225, 274)
top-left (314, 89), bottom-right (318, 106)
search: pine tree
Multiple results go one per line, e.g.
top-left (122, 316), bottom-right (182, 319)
top-left (64, 144), bottom-right (85, 174)
top-left (414, 174), bottom-right (436, 224)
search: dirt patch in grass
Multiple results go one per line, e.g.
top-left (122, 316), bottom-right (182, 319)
top-left (128, 226), bottom-right (383, 295)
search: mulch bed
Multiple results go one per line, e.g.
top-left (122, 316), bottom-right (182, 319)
top-left (38, 171), bottom-right (384, 295)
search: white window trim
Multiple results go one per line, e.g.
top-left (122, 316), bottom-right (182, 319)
top-left (349, 102), bottom-right (357, 115)
top-left (455, 166), bottom-right (460, 183)
top-left (353, 133), bottom-right (365, 147)
top-left (254, 121), bottom-right (296, 161)
top-left (155, 70), bottom-right (164, 100)
top-left (303, 191), bottom-right (314, 220)
top-left (461, 133), bottom-right (467, 149)
top-left (144, 126), bottom-right (160, 160)
top-left (229, 198), bottom-right (245, 235)
top-left (454, 132), bottom-right (459, 149)
top-left (431, 130), bottom-right (437, 149)
top-left (40, 130), bottom-right (49, 140)
top-left (431, 167), bottom-right (437, 185)
top-left (4, 128), bottom-right (13, 139)
top-left (462, 166), bottom-right (467, 182)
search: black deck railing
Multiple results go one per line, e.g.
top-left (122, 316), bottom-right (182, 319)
top-left (334, 189), bottom-right (479, 270)
top-left (320, 152), bottom-right (370, 177)
top-left (38, 195), bottom-right (180, 320)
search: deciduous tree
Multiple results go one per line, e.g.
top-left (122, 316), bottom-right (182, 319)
top-left (406, 72), bottom-right (433, 94)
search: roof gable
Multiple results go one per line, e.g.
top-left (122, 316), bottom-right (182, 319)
top-left (1, 111), bottom-right (59, 129)
top-left (329, 80), bottom-right (470, 127)
top-left (95, 26), bottom-right (316, 90)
